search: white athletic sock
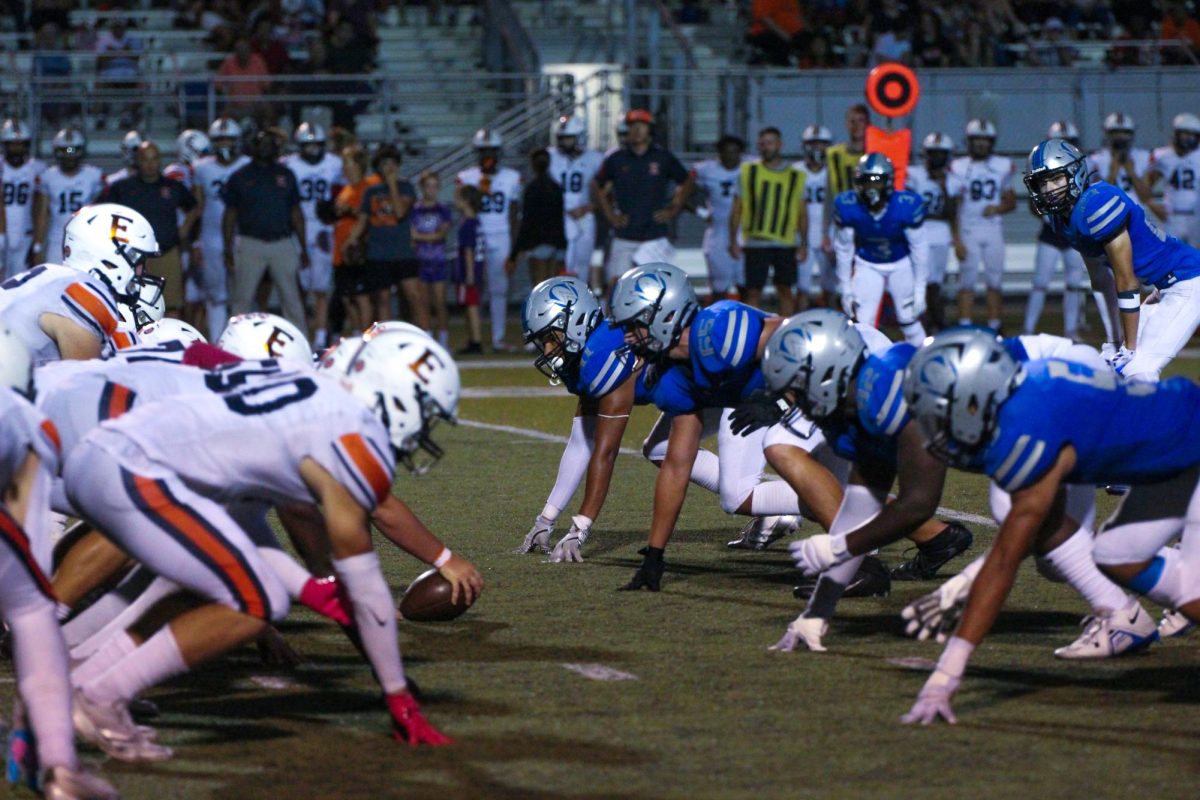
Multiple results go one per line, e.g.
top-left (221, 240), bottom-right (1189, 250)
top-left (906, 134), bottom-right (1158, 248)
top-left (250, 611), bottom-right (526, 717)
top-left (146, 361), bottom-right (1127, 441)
top-left (1091, 291), bottom-right (1116, 341)
top-left (688, 449), bottom-right (721, 494)
top-left (334, 551), bottom-right (406, 694)
top-left (545, 416), bottom-right (594, 519)
top-left (749, 479), bottom-right (801, 516)
top-left (71, 631), bottom-right (136, 688)
top-left (62, 567), bottom-right (156, 649)
top-left (9, 604), bottom-right (77, 771)
top-left (489, 295), bottom-right (506, 346)
top-left (84, 626), bottom-right (187, 705)
top-left (1023, 289), bottom-right (1046, 335)
top-left (1043, 528), bottom-right (1129, 613)
top-left (1062, 289), bottom-right (1082, 337)
top-left (900, 320), bottom-right (926, 346)
top-left (257, 546), bottom-right (312, 598)
top-left (69, 576), bottom-right (181, 662)
top-left (207, 302), bottom-right (228, 343)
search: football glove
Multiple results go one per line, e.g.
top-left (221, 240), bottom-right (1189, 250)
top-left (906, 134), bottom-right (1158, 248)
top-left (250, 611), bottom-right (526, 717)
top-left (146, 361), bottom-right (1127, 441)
top-left (298, 576), bottom-right (353, 625)
top-left (619, 547), bottom-right (665, 591)
top-left (900, 671), bottom-right (960, 725)
top-left (767, 616), bottom-right (828, 653)
top-left (728, 390), bottom-right (787, 437)
top-left (901, 570), bottom-right (974, 642)
top-left (788, 533), bottom-right (849, 577)
top-left (550, 516), bottom-right (591, 563)
top-left (516, 515), bottom-right (554, 554)
top-left (388, 691), bottom-right (452, 747)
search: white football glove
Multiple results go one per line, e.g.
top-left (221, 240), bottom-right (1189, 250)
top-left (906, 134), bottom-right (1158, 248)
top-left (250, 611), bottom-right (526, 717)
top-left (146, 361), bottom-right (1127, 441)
top-left (550, 515), bottom-right (592, 563)
top-left (901, 569), bottom-right (974, 642)
top-left (787, 533), bottom-right (849, 577)
top-left (516, 515), bottom-right (554, 554)
top-left (767, 616), bottom-right (829, 653)
top-left (900, 671), bottom-right (960, 725)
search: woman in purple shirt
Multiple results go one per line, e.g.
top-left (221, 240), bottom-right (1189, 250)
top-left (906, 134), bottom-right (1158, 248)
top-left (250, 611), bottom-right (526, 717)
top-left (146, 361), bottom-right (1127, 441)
top-left (410, 170), bottom-right (454, 347)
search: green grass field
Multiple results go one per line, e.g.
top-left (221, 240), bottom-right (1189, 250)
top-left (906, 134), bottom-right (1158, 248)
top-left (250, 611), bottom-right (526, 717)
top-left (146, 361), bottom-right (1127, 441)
top-left (6, 304), bottom-right (1200, 799)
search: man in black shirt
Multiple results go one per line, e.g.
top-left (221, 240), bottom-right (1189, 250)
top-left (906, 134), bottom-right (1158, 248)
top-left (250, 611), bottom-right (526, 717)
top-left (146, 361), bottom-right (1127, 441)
top-left (592, 109), bottom-right (694, 292)
top-left (103, 141), bottom-right (199, 315)
top-left (509, 148), bottom-right (566, 286)
top-left (221, 130), bottom-right (309, 336)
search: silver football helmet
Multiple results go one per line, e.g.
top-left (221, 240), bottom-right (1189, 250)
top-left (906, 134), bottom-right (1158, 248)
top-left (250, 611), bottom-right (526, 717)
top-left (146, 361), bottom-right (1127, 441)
top-left (609, 263), bottom-right (697, 360)
top-left (522, 276), bottom-right (602, 383)
top-left (903, 326), bottom-right (1024, 468)
top-left (854, 153), bottom-right (894, 209)
top-left (1024, 138), bottom-right (1090, 216)
top-left (762, 309), bottom-right (867, 420)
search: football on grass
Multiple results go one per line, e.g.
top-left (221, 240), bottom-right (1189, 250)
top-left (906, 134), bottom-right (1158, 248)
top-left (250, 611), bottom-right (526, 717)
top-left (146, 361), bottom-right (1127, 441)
top-left (398, 569), bottom-right (472, 621)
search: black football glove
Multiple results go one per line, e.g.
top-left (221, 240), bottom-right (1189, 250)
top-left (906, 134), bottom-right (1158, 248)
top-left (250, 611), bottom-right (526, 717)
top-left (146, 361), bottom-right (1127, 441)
top-left (619, 547), bottom-right (665, 592)
top-left (728, 390), bottom-right (786, 437)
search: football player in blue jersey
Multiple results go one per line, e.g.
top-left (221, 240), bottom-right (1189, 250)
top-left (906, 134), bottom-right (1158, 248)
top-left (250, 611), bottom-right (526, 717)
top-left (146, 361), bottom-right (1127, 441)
top-left (610, 264), bottom-right (852, 591)
top-left (1025, 137), bottom-right (1200, 380)
top-left (749, 310), bottom-right (973, 650)
top-left (833, 153), bottom-right (928, 345)
top-left (900, 328), bottom-right (1200, 724)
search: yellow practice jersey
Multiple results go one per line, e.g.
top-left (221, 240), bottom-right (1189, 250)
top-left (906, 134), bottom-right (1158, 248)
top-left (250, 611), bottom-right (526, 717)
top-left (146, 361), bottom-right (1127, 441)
top-left (739, 160), bottom-right (805, 245)
top-left (825, 143), bottom-right (863, 197)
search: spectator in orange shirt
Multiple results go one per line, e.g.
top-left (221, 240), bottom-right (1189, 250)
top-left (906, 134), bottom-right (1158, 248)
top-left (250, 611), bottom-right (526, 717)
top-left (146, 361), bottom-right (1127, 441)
top-left (1161, 1), bottom-right (1200, 64)
top-left (747, 0), bottom-right (809, 66)
top-left (331, 143), bottom-right (373, 334)
top-left (215, 37), bottom-right (272, 119)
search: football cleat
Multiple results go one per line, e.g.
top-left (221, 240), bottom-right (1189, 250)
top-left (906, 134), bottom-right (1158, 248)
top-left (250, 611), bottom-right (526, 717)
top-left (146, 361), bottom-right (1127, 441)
top-left (387, 691), bottom-right (452, 746)
top-left (793, 555), bottom-right (891, 599)
top-left (619, 547), bottom-right (665, 592)
top-left (72, 690), bottom-right (173, 763)
top-left (1157, 609), bottom-right (1195, 639)
top-left (890, 522), bottom-right (974, 581)
top-left (6, 724), bottom-right (37, 791)
top-left (768, 616), bottom-right (829, 652)
top-left (726, 515), bottom-right (800, 550)
top-left (515, 516), bottom-right (554, 554)
top-left (41, 766), bottom-right (119, 800)
top-left (1054, 601), bottom-right (1158, 660)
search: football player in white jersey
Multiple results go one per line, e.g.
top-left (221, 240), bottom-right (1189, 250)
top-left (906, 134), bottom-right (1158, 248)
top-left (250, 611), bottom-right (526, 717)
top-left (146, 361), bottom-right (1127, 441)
top-left (101, 129), bottom-right (144, 187)
top-left (455, 129), bottom-right (521, 351)
top-left (1024, 121), bottom-right (1093, 340)
top-left (1146, 112), bottom-right (1200, 245)
top-left (32, 129), bottom-right (103, 266)
top-left (165, 128), bottom-right (212, 334)
top-left (0, 332), bottom-right (122, 800)
top-left (282, 122), bottom-right (345, 349)
top-left (192, 117), bottom-right (250, 341)
top-left (794, 125), bottom-right (835, 309)
top-left (1087, 112), bottom-right (1153, 210)
top-left (692, 134), bottom-right (745, 299)
top-left (63, 331), bottom-right (459, 758)
top-left (949, 118), bottom-right (1015, 330)
top-left (0, 203), bottom-right (159, 362)
top-left (0, 119), bottom-right (47, 279)
top-left (548, 115), bottom-right (604, 288)
top-left (905, 132), bottom-right (965, 331)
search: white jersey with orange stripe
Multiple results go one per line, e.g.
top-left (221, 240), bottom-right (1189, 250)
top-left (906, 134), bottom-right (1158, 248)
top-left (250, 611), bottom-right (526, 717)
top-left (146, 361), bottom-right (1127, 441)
top-left (102, 369), bottom-right (395, 511)
top-left (0, 263), bottom-right (123, 363)
top-left (0, 387), bottom-right (61, 490)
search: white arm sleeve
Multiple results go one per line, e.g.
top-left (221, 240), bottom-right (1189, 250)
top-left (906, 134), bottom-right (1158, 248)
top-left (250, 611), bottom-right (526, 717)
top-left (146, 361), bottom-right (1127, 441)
top-left (834, 226), bottom-right (856, 291)
top-left (543, 415), bottom-right (596, 521)
top-left (905, 222), bottom-right (929, 286)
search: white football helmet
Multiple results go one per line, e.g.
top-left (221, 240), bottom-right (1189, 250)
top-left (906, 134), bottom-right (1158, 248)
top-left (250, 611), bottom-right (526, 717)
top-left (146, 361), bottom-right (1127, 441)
top-left (555, 115), bottom-right (586, 144)
top-left (326, 330), bottom-right (460, 475)
top-left (0, 118), bottom-right (31, 143)
top-left (1047, 120), bottom-right (1079, 143)
top-left (138, 317), bottom-right (207, 346)
top-left (116, 275), bottom-right (166, 329)
top-left (62, 203), bottom-right (161, 300)
top-left (176, 129), bottom-right (212, 165)
top-left (922, 132), bottom-right (954, 152)
top-left (120, 130), bottom-right (144, 167)
top-left (1103, 112), bottom-right (1135, 133)
top-left (472, 128), bottom-right (503, 149)
top-left (295, 121), bottom-right (327, 145)
top-left (208, 117), bottom-right (242, 160)
top-left (1173, 112), bottom-right (1200, 135)
top-left (802, 124), bottom-right (833, 144)
top-left (52, 128), bottom-right (87, 170)
top-left (965, 118), bottom-right (997, 139)
top-left (364, 320), bottom-right (426, 339)
top-left (0, 324), bottom-right (33, 396)
top-left (218, 313), bottom-right (313, 367)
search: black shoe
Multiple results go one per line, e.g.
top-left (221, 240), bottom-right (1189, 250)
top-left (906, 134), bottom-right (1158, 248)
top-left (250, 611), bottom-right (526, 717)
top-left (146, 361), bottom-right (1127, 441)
top-left (456, 341), bottom-right (483, 356)
top-left (792, 555), bottom-right (891, 599)
top-left (890, 522), bottom-right (974, 581)
top-left (619, 547), bottom-right (665, 592)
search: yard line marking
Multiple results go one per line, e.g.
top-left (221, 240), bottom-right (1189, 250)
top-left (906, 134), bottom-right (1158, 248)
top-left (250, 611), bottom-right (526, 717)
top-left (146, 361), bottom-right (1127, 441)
top-left (459, 417), bottom-right (999, 528)
top-left (561, 663), bottom-right (639, 681)
top-left (457, 359), bottom-right (537, 369)
top-left (462, 386), bottom-right (570, 399)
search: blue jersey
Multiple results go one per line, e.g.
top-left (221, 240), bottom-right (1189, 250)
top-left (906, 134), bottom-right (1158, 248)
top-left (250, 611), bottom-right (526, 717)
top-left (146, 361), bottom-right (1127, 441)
top-left (643, 300), bottom-right (768, 415)
top-left (833, 189), bottom-right (926, 264)
top-left (819, 342), bottom-right (915, 465)
top-left (568, 323), bottom-right (636, 400)
top-left (985, 359), bottom-right (1200, 492)
top-left (1051, 181), bottom-right (1200, 288)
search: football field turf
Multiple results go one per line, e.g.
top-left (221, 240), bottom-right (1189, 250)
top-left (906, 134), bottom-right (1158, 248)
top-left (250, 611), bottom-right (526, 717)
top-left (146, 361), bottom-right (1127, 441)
top-left (5, 308), bottom-right (1200, 799)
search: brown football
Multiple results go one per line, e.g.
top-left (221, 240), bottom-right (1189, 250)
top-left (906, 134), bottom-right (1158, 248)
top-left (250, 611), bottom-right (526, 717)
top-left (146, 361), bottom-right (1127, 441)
top-left (398, 568), bottom-right (472, 621)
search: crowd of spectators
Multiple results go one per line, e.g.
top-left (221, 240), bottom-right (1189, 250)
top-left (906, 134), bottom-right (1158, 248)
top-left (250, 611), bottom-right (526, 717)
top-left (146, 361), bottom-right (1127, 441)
top-left (738, 0), bottom-right (1200, 68)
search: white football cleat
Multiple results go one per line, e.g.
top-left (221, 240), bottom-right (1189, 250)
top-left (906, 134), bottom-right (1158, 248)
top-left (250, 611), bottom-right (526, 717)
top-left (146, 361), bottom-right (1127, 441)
top-left (1158, 609), bottom-right (1195, 639)
top-left (768, 616), bottom-right (829, 653)
top-left (727, 515), bottom-right (800, 550)
top-left (42, 766), bottom-right (120, 800)
top-left (1054, 600), bottom-right (1158, 660)
top-left (72, 689), bottom-right (173, 763)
